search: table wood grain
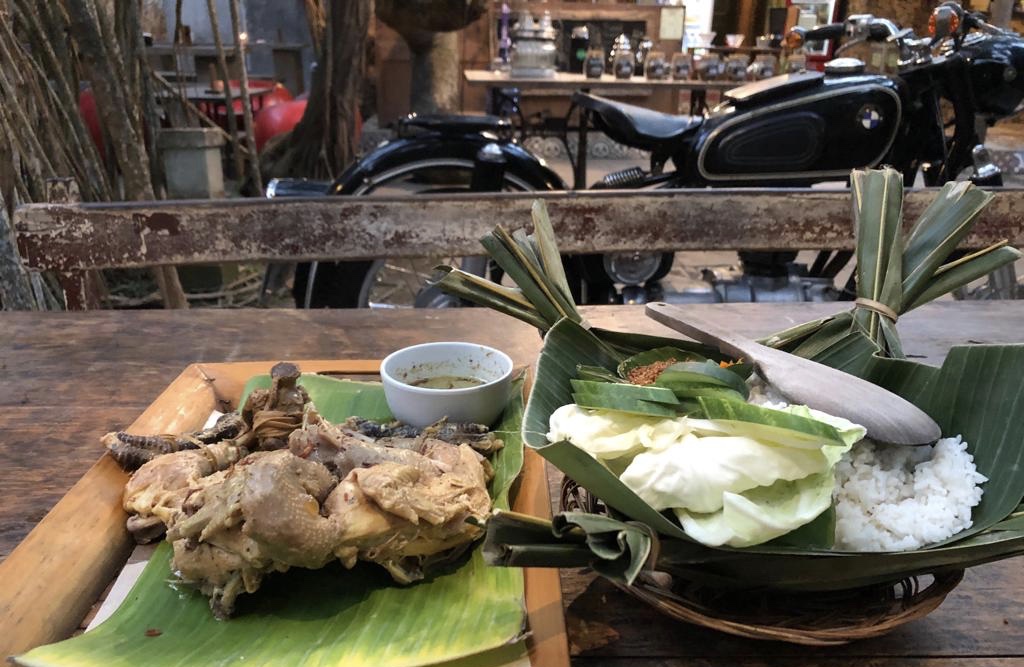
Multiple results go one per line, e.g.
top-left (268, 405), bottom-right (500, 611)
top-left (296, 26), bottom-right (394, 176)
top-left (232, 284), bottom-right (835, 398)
top-left (1, 303), bottom-right (1022, 666)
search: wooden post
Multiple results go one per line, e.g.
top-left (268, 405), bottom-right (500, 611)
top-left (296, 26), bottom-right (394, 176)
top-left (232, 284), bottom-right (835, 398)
top-left (991, 0), bottom-right (1014, 28)
top-left (46, 178), bottom-right (102, 310)
top-left (737, 0), bottom-right (757, 45)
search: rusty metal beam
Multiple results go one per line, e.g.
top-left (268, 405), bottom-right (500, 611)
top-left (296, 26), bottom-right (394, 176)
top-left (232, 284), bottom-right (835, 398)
top-left (14, 188), bottom-right (1024, 272)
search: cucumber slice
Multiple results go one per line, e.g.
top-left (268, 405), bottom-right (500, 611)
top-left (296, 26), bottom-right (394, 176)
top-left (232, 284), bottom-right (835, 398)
top-left (655, 360), bottom-right (750, 399)
top-left (572, 393), bottom-right (679, 418)
top-left (570, 379), bottom-right (680, 405)
top-left (696, 397), bottom-right (845, 447)
top-left (665, 385), bottom-right (746, 402)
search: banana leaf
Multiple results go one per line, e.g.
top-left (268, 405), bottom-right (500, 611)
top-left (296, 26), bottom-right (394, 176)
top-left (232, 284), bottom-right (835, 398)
top-left (529, 200), bottom-right (574, 306)
top-left (487, 509), bottom-right (1024, 592)
top-left (768, 170), bottom-right (1021, 361)
top-left (511, 317), bottom-right (1024, 591)
top-left (19, 375), bottom-right (527, 667)
top-left (428, 177), bottom-right (1024, 591)
top-left (850, 168), bottom-right (904, 352)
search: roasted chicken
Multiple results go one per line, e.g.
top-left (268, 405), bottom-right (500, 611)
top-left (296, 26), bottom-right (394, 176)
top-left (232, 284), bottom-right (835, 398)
top-left (106, 363), bottom-right (504, 618)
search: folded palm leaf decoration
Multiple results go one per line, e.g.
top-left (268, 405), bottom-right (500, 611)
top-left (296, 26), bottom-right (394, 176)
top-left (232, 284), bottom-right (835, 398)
top-left (439, 170), bottom-right (1024, 593)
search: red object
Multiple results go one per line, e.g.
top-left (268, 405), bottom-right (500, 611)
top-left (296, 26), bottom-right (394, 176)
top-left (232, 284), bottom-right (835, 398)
top-left (253, 98), bottom-right (307, 150)
top-left (78, 88), bottom-right (104, 160)
top-left (198, 80), bottom-right (294, 133)
top-left (227, 80), bottom-right (293, 115)
top-left (252, 100), bottom-right (363, 152)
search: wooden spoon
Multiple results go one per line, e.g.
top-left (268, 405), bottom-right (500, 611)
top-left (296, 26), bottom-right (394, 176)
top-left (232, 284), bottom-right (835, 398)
top-left (645, 303), bottom-right (941, 446)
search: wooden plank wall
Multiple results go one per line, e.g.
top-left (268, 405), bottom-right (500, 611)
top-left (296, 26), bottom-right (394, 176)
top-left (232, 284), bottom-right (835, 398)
top-left (14, 188), bottom-right (1024, 273)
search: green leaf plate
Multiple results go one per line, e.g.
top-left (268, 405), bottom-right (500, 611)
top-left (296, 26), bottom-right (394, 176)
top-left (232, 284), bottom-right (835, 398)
top-left (18, 374), bottom-right (527, 667)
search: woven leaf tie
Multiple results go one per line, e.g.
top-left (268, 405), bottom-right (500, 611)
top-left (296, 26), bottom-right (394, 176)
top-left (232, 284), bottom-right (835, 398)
top-left (854, 297), bottom-right (899, 323)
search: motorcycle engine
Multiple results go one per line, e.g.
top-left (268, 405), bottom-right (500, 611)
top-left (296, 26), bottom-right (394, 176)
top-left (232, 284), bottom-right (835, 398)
top-left (666, 266), bottom-right (840, 304)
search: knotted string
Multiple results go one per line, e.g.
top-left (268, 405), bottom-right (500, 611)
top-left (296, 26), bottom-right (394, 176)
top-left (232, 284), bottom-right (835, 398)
top-left (854, 297), bottom-right (899, 323)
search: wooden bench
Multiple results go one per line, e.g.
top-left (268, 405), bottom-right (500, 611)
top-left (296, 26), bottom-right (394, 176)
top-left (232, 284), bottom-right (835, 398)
top-left (14, 188), bottom-right (1024, 309)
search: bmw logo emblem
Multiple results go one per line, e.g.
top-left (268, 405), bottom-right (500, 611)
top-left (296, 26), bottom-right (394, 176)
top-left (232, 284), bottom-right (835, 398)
top-left (858, 105), bottom-right (883, 130)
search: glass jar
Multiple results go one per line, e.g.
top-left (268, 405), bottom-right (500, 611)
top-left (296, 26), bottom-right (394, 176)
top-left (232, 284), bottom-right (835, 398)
top-left (724, 54), bottom-right (749, 81)
top-left (694, 53), bottom-right (723, 80)
top-left (510, 13), bottom-right (557, 77)
top-left (645, 51), bottom-right (668, 79)
top-left (585, 47), bottom-right (605, 79)
top-left (671, 52), bottom-right (692, 80)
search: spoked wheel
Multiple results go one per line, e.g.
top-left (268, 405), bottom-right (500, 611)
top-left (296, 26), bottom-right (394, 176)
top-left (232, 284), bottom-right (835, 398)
top-left (359, 256), bottom-right (488, 308)
top-left (296, 161), bottom-right (532, 308)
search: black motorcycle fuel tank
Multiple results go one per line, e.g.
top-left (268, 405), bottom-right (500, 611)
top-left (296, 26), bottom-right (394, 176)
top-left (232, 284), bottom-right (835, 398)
top-left (958, 34), bottom-right (1024, 118)
top-left (686, 71), bottom-right (903, 185)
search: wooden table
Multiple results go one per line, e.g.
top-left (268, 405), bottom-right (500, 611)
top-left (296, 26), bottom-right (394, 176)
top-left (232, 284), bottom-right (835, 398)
top-left (464, 70), bottom-right (740, 95)
top-left (2, 303), bottom-right (1023, 666)
top-left (464, 69), bottom-right (737, 118)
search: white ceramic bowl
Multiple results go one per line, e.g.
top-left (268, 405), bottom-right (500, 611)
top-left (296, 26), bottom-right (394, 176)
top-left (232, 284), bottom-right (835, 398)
top-left (380, 342), bottom-right (514, 428)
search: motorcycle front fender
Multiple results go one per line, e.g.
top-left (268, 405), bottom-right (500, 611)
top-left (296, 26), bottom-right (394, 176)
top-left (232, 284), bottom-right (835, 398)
top-left (329, 133), bottom-right (567, 194)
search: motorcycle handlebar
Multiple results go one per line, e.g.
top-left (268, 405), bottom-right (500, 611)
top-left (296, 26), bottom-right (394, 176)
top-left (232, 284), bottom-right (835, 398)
top-left (803, 23), bottom-right (845, 42)
top-left (868, 22), bottom-right (893, 40)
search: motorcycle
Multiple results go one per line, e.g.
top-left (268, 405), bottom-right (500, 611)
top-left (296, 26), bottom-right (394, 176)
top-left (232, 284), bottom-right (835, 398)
top-left (270, 2), bottom-right (1024, 308)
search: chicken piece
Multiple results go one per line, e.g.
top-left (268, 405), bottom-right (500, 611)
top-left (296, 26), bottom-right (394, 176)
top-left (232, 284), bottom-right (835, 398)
top-left (288, 413), bottom-right (442, 477)
top-left (325, 441), bottom-right (491, 583)
top-left (167, 450), bottom-right (343, 616)
top-left (171, 539), bottom-right (288, 620)
top-left (166, 437), bottom-right (492, 615)
top-left (122, 441), bottom-right (247, 543)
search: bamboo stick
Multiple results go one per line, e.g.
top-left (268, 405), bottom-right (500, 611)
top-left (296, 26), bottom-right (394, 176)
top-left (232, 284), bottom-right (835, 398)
top-left (205, 0), bottom-right (246, 180)
top-left (0, 187), bottom-right (37, 310)
top-left (228, 0), bottom-right (264, 192)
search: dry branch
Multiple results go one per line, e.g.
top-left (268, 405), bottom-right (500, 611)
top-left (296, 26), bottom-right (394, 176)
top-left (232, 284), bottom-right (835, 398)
top-left (0, 188), bottom-right (36, 309)
top-left (228, 0), bottom-right (263, 192)
top-left (205, 0), bottom-right (245, 178)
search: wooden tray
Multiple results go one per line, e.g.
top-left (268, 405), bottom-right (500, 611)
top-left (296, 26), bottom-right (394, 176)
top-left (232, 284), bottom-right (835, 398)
top-left (0, 360), bottom-right (569, 666)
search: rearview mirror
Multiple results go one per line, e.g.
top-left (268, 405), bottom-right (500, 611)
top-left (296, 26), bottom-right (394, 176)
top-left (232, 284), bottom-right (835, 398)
top-left (929, 4), bottom-right (961, 40)
top-left (783, 27), bottom-right (806, 51)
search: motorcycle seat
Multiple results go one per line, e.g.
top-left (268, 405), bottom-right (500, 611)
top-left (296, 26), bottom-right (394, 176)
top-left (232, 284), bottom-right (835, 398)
top-left (572, 92), bottom-right (702, 152)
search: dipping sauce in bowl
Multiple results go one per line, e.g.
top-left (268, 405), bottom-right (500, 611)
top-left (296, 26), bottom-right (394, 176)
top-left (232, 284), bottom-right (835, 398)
top-left (407, 376), bottom-right (485, 389)
top-left (380, 342), bottom-right (514, 427)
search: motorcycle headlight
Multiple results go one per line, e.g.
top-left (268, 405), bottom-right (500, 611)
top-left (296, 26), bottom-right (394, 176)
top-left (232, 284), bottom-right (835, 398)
top-left (603, 252), bottom-right (662, 285)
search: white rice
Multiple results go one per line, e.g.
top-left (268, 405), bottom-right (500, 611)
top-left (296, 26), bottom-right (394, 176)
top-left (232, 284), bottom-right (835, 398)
top-left (833, 436), bottom-right (987, 551)
top-left (745, 375), bottom-right (987, 551)
top-left (746, 374), bottom-right (789, 407)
